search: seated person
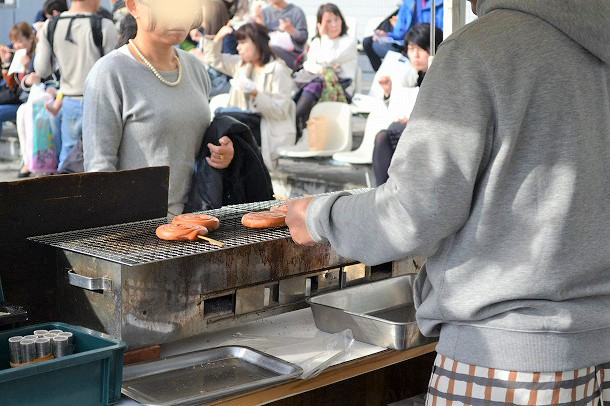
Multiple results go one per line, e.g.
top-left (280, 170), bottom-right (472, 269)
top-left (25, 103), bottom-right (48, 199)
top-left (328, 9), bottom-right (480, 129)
top-left (1, 22), bottom-right (37, 139)
top-left (190, 0), bottom-right (237, 97)
top-left (294, 3), bottom-right (357, 139)
top-left (256, 0), bottom-right (307, 71)
top-left (202, 22), bottom-right (296, 169)
top-left (363, 0), bottom-right (444, 71)
top-left (373, 23), bottom-right (443, 185)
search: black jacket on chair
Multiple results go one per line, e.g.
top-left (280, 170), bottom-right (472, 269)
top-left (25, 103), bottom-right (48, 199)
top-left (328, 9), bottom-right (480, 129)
top-left (185, 115), bottom-right (274, 212)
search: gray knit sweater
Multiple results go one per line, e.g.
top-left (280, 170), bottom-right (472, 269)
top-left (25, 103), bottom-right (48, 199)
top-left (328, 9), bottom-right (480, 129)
top-left (83, 46), bottom-right (211, 214)
top-left (306, 0), bottom-right (610, 372)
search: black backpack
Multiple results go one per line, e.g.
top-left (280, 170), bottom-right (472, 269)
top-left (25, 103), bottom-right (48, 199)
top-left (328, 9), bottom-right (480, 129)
top-left (46, 13), bottom-right (107, 62)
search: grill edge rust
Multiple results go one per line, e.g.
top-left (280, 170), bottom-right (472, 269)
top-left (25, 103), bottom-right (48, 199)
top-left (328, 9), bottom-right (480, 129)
top-left (29, 189), bottom-right (370, 266)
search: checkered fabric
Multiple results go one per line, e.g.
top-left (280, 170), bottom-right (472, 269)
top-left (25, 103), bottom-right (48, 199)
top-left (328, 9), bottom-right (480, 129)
top-left (426, 354), bottom-right (610, 405)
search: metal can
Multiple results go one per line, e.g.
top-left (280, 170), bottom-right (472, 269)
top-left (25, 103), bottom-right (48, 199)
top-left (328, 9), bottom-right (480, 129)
top-left (48, 330), bottom-right (63, 335)
top-left (52, 336), bottom-right (70, 358)
top-left (19, 339), bottom-right (36, 363)
top-left (8, 336), bottom-right (23, 364)
top-left (33, 330), bottom-right (49, 336)
top-left (35, 338), bottom-right (52, 358)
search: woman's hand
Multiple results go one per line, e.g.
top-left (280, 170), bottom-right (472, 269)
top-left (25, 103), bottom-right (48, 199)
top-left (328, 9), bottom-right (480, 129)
top-left (286, 198), bottom-right (316, 246)
top-left (207, 136), bottom-right (234, 169)
top-left (279, 18), bottom-right (295, 35)
top-left (190, 28), bottom-right (203, 42)
top-left (378, 75), bottom-right (392, 97)
top-left (373, 29), bottom-right (388, 41)
top-left (24, 72), bottom-right (41, 86)
top-left (0, 46), bottom-right (11, 63)
top-left (214, 24), bottom-right (233, 43)
top-left (317, 22), bottom-right (325, 37)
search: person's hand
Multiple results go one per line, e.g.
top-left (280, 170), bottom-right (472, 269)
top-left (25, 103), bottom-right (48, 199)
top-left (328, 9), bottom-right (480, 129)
top-left (190, 28), bottom-right (203, 42)
top-left (378, 75), bottom-right (392, 97)
top-left (375, 29), bottom-right (387, 38)
top-left (253, 3), bottom-right (264, 24)
top-left (398, 116), bottom-right (409, 124)
top-left (286, 198), bottom-right (316, 246)
top-left (0, 46), bottom-right (11, 63)
top-left (214, 23), bottom-right (233, 43)
top-left (207, 136), bottom-right (234, 169)
top-left (279, 18), bottom-right (294, 35)
top-left (317, 22), bottom-right (325, 37)
top-left (45, 98), bottom-right (62, 116)
top-left (24, 72), bottom-right (40, 86)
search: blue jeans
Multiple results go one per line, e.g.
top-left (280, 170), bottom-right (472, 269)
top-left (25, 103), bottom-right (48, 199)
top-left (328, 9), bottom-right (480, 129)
top-left (0, 103), bottom-right (20, 138)
top-left (58, 97), bottom-right (83, 170)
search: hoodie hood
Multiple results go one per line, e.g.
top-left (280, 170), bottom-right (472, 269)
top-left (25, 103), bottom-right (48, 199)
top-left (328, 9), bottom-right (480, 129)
top-left (477, 0), bottom-right (610, 64)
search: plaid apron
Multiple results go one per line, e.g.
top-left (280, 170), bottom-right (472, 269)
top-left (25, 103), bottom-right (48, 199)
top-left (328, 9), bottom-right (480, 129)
top-left (427, 354), bottom-right (609, 405)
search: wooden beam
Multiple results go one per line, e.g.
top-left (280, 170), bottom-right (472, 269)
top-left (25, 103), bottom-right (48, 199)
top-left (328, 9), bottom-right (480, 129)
top-left (205, 342), bottom-right (437, 405)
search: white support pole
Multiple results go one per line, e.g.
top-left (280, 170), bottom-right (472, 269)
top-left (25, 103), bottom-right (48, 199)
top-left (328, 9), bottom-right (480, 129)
top-left (443, 0), bottom-right (467, 37)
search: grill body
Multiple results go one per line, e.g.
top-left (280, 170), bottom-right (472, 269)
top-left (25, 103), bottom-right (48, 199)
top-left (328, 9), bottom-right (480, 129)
top-left (32, 193), bottom-right (423, 349)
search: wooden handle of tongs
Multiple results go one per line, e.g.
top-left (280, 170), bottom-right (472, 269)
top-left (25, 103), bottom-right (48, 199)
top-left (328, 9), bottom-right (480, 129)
top-left (198, 235), bottom-right (225, 247)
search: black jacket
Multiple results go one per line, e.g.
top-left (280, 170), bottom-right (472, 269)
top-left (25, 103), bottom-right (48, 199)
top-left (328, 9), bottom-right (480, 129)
top-left (185, 115), bottom-right (273, 212)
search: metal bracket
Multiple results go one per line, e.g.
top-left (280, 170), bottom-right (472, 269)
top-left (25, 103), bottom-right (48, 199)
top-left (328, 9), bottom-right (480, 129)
top-left (67, 270), bottom-right (112, 291)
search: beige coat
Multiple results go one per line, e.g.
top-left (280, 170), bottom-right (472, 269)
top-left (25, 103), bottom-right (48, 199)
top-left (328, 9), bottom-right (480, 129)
top-left (202, 38), bottom-right (296, 169)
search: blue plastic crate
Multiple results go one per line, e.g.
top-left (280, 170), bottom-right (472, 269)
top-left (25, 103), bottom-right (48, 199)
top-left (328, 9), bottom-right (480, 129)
top-left (0, 322), bottom-right (125, 405)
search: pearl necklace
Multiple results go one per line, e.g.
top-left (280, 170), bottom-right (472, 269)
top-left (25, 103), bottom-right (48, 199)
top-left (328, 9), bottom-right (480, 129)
top-left (129, 39), bottom-right (182, 87)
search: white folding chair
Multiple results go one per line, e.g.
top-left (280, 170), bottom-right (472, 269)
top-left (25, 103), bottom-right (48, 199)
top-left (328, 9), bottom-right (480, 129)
top-left (277, 102), bottom-right (352, 158)
top-left (333, 105), bottom-right (392, 164)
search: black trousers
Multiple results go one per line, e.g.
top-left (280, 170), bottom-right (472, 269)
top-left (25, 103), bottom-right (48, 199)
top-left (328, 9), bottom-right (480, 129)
top-left (372, 121), bottom-right (407, 185)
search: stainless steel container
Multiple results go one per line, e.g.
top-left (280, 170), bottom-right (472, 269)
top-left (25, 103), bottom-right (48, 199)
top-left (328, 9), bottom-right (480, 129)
top-left (122, 346), bottom-right (302, 405)
top-left (307, 275), bottom-right (436, 350)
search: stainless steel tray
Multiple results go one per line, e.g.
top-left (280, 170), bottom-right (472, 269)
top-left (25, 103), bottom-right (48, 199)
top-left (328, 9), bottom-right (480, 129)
top-left (121, 346), bottom-right (303, 405)
top-left (307, 275), bottom-right (436, 350)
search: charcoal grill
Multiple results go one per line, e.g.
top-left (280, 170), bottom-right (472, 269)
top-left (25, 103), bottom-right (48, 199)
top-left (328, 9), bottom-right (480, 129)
top-left (30, 190), bottom-right (424, 349)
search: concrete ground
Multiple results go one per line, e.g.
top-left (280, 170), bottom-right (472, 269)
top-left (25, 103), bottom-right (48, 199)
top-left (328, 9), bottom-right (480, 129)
top-left (0, 54), bottom-right (377, 192)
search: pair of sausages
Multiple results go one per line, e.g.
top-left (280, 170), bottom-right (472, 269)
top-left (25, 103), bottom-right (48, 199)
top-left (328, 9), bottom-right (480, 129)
top-left (156, 214), bottom-right (220, 241)
top-left (241, 203), bottom-right (288, 229)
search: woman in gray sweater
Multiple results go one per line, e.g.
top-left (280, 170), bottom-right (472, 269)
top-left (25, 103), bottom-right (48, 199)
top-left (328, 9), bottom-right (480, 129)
top-left (83, 0), bottom-right (234, 215)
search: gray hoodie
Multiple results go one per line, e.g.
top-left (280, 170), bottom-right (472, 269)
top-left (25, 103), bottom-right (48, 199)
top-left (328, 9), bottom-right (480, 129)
top-left (306, 0), bottom-right (610, 372)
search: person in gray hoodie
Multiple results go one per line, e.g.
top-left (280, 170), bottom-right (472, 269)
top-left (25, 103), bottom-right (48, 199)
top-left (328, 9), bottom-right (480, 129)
top-left (286, 0), bottom-right (610, 399)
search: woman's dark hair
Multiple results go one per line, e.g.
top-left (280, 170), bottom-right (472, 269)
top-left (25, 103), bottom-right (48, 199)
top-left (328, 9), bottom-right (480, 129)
top-left (202, 0), bottom-right (230, 36)
top-left (404, 23), bottom-right (443, 54)
top-left (117, 14), bottom-right (137, 48)
top-left (42, 0), bottom-right (68, 16)
top-left (233, 23), bottom-right (274, 65)
top-left (315, 3), bottom-right (347, 38)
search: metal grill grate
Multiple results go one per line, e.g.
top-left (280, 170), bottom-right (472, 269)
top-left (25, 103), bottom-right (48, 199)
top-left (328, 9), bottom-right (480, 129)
top-left (29, 190), bottom-right (370, 266)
